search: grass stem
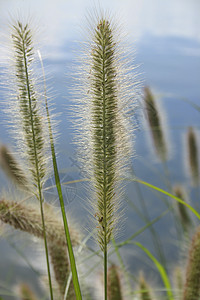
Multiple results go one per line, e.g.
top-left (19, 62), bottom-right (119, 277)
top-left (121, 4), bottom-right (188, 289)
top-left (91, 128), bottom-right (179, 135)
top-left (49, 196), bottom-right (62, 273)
top-left (19, 24), bottom-right (53, 299)
top-left (38, 51), bottom-right (82, 299)
top-left (104, 245), bottom-right (108, 300)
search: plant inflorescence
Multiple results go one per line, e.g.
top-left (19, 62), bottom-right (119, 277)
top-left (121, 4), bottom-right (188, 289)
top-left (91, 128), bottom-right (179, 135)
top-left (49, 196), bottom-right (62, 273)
top-left (0, 9), bottom-right (200, 300)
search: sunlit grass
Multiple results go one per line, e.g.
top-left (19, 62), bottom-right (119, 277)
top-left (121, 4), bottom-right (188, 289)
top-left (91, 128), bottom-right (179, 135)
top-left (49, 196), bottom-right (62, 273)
top-left (0, 10), bottom-right (200, 300)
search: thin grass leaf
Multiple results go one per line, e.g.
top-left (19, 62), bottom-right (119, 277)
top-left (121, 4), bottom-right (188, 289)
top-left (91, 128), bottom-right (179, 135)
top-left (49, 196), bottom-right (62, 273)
top-left (133, 178), bottom-right (200, 220)
top-left (7, 240), bottom-right (40, 276)
top-left (132, 242), bottom-right (174, 300)
top-left (173, 267), bottom-right (183, 300)
top-left (38, 51), bottom-right (82, 299)
top-left (64, 229), bottom-right (95, 300)
top-left (181, 98), bottom-right (200, 113)
top-left (112, 238), bottom-right (133, 294)
top-left (131, 173), bottom-right (168, 271)
top-left (115, 208), bottom-right (169, 249)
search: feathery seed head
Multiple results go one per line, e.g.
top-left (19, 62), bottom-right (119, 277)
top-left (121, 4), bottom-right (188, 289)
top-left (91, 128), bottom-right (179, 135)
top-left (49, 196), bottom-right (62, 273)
top-left (144, 86), bottom-right (168, 162)
top-left (17, 283), bottom-right (38, 300)
top-left (74, 13), bottom-right (138, 250)
top-left (186, 126), bottom-right (199, 186)
top-left (173, 185), bottom-right (191, 232)
top-left (0, 198), bottom-right (79, 245)
top-left (0, 145), bottom-right (30, 190)
top-left (107, 265), bottom-right (123, 300)
top-left (0, 198), bottom-right (79, 296)
top-left (183, 226), bottom-right (200, 300)
top-left (138, 272), bottom-right (153, 300)
top-left (4, 20), bottom-right (51, 193)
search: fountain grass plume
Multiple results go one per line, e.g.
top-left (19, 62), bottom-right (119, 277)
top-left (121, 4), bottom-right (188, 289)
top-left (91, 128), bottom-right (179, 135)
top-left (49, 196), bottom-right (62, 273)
top-left (0, 145), bottom-right (30, 190)
top-left (5, 20), bottom-right (50, 193)
top-left (17, 283), bottom-right (38, 300)
top-left (0, 198), bottom-right (79, 298)
top-left (73, 12), bottom-right (138, 299)
top-left (74, 12), bottom-right (138, 251)
top-left (144, 86), bottom-right (168, 162)
top-left (186, 127), bottom-right (199, 186)
top-left (5, 20), bottom-right (54, 298)
top-left (138, 272), bottom-right (153, 300)
top-left (183, 226), bottom-right (200, 300)
top-left (2, 19), bottom-right (82, 299)
top-left (173, 185), bottom-right (191, 232)
top-left (49, 241), bottom-right (75, 298)
top-left (107, 265), bottom-right (123, 300)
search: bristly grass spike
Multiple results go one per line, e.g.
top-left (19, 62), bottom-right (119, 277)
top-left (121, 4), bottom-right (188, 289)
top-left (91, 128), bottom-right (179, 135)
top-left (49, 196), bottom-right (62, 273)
top-left (73, 10), bottom-right (139, 299)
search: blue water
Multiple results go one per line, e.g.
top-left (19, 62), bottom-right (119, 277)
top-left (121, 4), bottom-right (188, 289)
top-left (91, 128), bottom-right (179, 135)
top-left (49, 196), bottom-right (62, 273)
top-left (0, 1), bottom-right (200, 299)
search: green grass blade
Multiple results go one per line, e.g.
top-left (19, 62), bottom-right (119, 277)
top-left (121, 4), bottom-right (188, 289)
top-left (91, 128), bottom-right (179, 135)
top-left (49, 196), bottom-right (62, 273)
top-left (7, 240), bottom-right (40, 276)
top-left (181, 98), bottom-right (200, 113)
top-left (116, 208), bottom-right (169, 249)
top-left (38, 51), bottom-right (82, 299)
top-left (133, 178), bottom-right (200, 220)
top-left (132, 242), bottom-right (174, 300)
top-left (64, 229), bottom-right (94, 299)
top-left (112, 238), bottom-right (134, 292)
top-left (129, 175), bottom-right (168, 271)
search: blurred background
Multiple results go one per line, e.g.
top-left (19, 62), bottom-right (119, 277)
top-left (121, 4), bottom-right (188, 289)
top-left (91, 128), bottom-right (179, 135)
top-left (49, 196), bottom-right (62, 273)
top-left (0, 0), bottom-right (200, 299)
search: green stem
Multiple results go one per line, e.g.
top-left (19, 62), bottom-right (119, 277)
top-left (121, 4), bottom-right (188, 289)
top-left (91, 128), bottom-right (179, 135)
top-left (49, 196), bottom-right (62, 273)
top-left (39, 199), bottom-right (54, 300)
top-left (23, 44), bottom-right (53, 299)
top-left (103, 59), bottom-right (108, 300)
top-left (112, 238), bottom-right (133, 293)
top-left (133, 241), bottom-right (174, 300)
top-left (104, 245), bottom-right (107, 300)
top-left (102, 40), bottom-right (108, 300)
top-left (38, 51), bottom-right (82, 299)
